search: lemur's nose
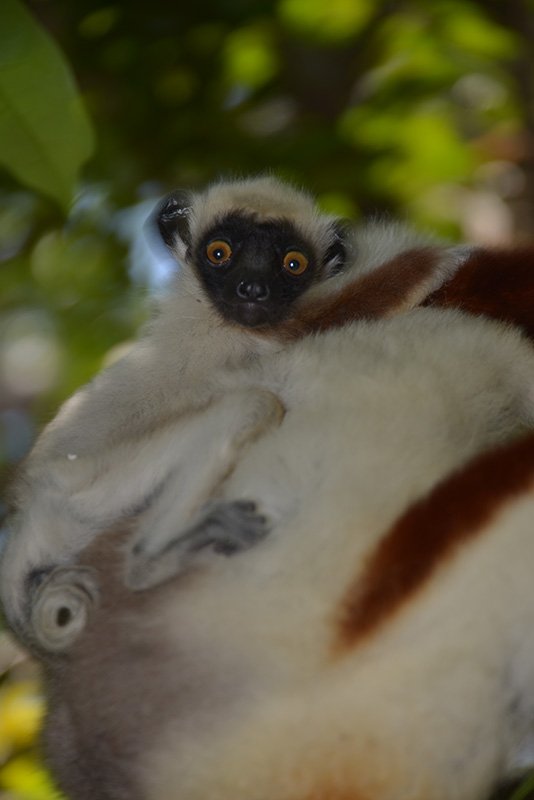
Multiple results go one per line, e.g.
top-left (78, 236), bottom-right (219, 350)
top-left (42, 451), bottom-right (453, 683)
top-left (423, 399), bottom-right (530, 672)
top-left (236, 281), bottom-right (270, 302)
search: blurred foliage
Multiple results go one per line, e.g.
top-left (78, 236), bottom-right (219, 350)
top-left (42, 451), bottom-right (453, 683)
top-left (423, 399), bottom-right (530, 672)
top-left (0, 0), bottom-right (94, 211)
top-left (0, 634), bottom-right (60, 800)
top-left (509, 774), bottom-right (534, 800)
top-left (1, 0), bottom-right (534, 798)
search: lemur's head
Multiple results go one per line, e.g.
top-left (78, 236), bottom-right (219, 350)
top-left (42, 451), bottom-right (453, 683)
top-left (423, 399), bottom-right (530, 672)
top-left (155, 176), bottom-right (346, 328)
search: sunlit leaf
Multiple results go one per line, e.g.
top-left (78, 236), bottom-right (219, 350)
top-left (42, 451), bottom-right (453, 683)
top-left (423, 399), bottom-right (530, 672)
top-left (351, 104), bottom-right (476, 204)
top-left (0, 0), bottom-right (94, 212)
top-left (398, 109), bottom-right (475, 184)
top-left (1, 754), bottom-right (61, 800)
top-left (223, 25), bottom-right (278, 89)
top-left (438, 2), bottom-right (518, 59)
top-left (278, 0), bottom-right (373, 42)
top-left (338, 107), bottom-right (398, 150)
top-left (0, 682), bottom-right (44, 751)
top-left (377, 12), bottom-right (460, 86)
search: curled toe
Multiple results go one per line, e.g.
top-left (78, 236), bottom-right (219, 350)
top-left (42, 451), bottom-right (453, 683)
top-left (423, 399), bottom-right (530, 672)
top-left (29, 567), bottom-right (98, 653)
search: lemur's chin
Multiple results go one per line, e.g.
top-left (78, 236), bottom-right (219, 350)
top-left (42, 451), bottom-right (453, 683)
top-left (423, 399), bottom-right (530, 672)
top-left (226, 301), bottom-right (275, 328)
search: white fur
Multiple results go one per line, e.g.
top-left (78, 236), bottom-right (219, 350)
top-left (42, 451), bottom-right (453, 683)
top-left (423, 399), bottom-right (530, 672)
top-left (188, 176), bottom-right (339, 259)
top-left (1, 177), bottom-right (452, 630)
top-left (125, 310), bottom-right (534, 800)
top-left (6, 175), bottom-right (532, 796)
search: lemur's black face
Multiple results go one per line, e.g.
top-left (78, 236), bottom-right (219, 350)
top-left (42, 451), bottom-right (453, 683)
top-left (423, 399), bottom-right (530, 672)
top-left (192, 213), bottom-right (320, 329)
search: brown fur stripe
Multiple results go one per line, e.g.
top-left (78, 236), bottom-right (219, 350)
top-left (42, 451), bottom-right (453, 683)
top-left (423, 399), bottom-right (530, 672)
top-left (275, 248), bottom-right (440, 340)
top-left (423, 247), bottom-right (534, 341)
top-left (302, 792), bottom-right (369, 800)
top-left (338, 431), bottom-right (534, 649)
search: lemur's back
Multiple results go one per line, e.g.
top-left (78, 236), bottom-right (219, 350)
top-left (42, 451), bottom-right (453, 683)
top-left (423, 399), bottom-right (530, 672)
top-left (43, 307), bottom-right (534, 800)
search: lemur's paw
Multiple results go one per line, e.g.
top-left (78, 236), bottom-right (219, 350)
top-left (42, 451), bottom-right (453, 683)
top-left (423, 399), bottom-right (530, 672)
top-left (171, 499), bottom-right (270, 556)
top-left (29, 566), bottom-right (99, 654)
top-left (125, 500), bottom-right (271, 591)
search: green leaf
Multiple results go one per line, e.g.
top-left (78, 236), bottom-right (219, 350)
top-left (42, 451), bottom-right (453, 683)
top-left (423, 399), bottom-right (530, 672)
top-left (0, 0), bottom-right (95, 212)
top-left (223, 24), bottom-right (278, 89)
top-left (509, 771), bottom-right (534, 800)
top-left (278, 0), bottom-right (373, 42)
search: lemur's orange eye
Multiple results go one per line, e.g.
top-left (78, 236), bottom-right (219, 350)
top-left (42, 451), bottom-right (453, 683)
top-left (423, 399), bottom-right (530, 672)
top-left (206, 240), bottom-right (232, 265)
top-left (283, 250), bottom-right (309, 275)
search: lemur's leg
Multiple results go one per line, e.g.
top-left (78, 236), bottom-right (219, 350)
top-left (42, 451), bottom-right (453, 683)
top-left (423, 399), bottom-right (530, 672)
top-left (2, 389), bottom-right (283, 637)
top-left (66, 389), bottom-right (282, 525)
top-left (124, 389), bottom-right (283, 589)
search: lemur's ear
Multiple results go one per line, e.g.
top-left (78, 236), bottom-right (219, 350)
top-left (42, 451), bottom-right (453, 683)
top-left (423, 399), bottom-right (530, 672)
top-left (155, 190), bottom-right (193, 249)
top-left (323, 220), bottom-right (350, 276)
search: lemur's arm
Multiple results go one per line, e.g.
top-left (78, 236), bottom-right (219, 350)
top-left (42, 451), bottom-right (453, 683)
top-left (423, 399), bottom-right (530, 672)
top-left (286, 245), bottom-right (534, 345)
